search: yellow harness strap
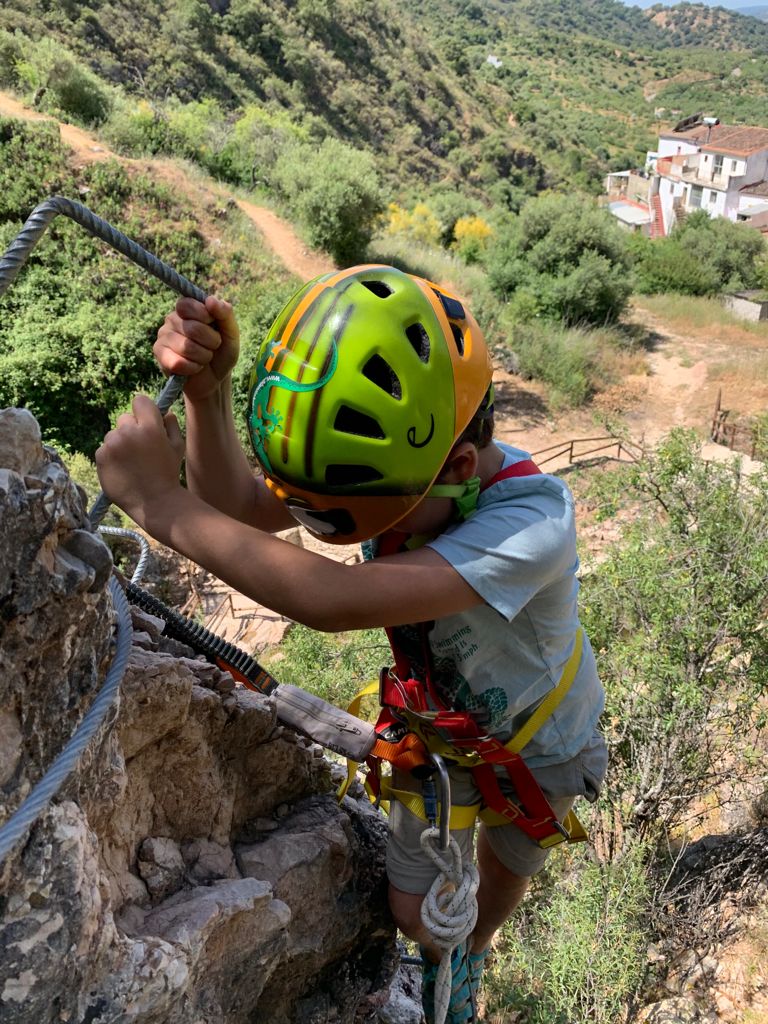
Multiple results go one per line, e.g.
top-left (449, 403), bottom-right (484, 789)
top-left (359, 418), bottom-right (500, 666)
top-left (337, 681), bottom-right (379, 802)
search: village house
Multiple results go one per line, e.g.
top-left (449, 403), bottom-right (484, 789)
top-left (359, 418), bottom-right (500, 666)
top-left (603, 115), bottom-right (768, 238)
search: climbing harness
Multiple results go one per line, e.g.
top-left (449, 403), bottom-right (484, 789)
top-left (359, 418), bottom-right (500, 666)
top-left (344, 458), bottom-right (588, 852)
top-left (337, 460), bottom-right (589, 1023)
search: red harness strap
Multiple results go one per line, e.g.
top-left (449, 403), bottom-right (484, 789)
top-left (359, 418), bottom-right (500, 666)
top-left (369, 458), bottom-right (573, 847)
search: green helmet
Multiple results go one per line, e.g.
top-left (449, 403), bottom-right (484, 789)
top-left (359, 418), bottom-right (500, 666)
top-left (247, 264), bottom-right (492, 543)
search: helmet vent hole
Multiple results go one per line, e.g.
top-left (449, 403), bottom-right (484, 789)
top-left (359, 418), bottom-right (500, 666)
top-left (450, 322), bottom-right (465, 356)
top-left (363, 355), bottom-right (402, 400)
top-left (405, 323), bottom-right (430, 364)
top-left (334, 405), bottom-right (385, 439)
top-left (362, 280), bottom-right (393, 298)
top-left (326, 464), bottom-right (384, 486)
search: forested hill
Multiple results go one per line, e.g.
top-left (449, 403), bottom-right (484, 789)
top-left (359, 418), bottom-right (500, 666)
top-left (645, 0), bottom-right (768, 47)
top-left (2, 0), bottom-right (768, 203)
top-left (410, 0), bottom-right (768, 51)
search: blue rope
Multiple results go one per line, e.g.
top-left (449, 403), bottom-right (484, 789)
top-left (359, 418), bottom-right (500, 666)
top-left (0, 578), bottom-right (133, 863)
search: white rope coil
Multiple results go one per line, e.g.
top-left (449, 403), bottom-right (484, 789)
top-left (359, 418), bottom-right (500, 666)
top-left (419, 827), bottom-right (480, 1024)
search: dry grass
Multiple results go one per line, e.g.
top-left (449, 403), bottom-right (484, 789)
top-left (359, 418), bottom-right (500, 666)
top-left (635, 294), bottom-right (768, 347)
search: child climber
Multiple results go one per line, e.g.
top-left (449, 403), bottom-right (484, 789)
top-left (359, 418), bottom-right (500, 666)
top-left (96, 265), bottom-right (607, 1024)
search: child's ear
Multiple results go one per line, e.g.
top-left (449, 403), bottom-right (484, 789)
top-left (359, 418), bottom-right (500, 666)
top-left (439, 441), bottom-right (479, 484)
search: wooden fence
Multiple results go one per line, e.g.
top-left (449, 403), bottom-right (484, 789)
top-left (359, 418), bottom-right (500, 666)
top-left (531, 435), bottom-right (641, 468)
top-left (710, 390), bottom-right (764, 461)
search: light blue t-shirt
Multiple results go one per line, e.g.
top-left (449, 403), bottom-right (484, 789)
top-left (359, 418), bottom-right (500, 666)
top-left (422, 441), bottom-right (604, 768)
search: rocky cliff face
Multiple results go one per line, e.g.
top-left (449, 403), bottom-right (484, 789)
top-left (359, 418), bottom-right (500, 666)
top-left (0, 408), bottom-right (395, 1023)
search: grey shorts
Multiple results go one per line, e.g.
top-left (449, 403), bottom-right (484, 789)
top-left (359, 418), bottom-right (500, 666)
top-left (386, 729), bottom-right (608, 894)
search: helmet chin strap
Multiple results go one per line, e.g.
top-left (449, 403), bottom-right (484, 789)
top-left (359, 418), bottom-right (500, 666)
top-left (427, 476), bottom-right (481, 522)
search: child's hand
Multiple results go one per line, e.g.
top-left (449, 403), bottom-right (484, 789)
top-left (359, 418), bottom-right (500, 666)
top-left (154, 295), bottom-right (240, 403)
top-left (95, 395), bottom-right (186, 526)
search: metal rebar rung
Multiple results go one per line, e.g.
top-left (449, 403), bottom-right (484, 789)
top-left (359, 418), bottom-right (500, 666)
top-left (0, 195), bottom-right (208, 527)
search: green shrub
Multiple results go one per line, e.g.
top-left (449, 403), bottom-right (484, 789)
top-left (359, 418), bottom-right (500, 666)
top-left (580, 431), bottom-right (768, 835)
top-left (0, 117), bottom-right (72, 218)
top-left (0, 29), bottom-right (23, 88)
top-left (273, 137), bottom-right (383, 264)
top-left (102, 98), bottom-right (176, 157)
top-left (630, 211), bottom-right (768, 296)
top-left (508, 320), bottom-right (596, 407)
top-left (629, 234), bottom-right (720, 296)
top-left (673, 209), bottom-right (766, 292)
top-left (485, 193), bottom-right (632, 325)
top-left (424, 190), bottom-right (482, 247)
top-left (485, 841), bottom-right (649, 1024)
top-left (13, 36), bottom-right (112, 126)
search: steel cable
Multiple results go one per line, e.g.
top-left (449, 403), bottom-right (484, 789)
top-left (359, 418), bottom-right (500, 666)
top-left (0, 577), bottom-right (133, 862)
top-left (98, 526), bottom-right (152, 584)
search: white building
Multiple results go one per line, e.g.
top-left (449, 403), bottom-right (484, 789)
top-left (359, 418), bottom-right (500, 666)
top-left (650, 119), bottom-right (768, 237)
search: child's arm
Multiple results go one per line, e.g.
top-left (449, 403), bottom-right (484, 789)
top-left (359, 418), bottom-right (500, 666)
top-left (95, 397), bottom-right (483, 630)
top-left (155, 296), bottom-right (294, 533)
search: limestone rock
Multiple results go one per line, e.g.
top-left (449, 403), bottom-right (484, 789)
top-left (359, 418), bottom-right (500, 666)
top-left (137, 837), bottom-right (186, 901)
top-left (637, 996), bottom-right (716, 1022)
top-left (0, 411), bottom-right (395, 1023)
top-left (0, 408), bottom-right (43, 475)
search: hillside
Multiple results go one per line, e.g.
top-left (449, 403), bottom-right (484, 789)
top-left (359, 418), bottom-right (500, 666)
top-left (2, 0), bottom-right (768, 209)
top-left (0, 0), bottom-right (511, 192)
top-left (645, 0), bottom-right (768, 46)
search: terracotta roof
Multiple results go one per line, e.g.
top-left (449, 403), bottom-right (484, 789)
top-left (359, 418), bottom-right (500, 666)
top-left (740, 180), bottom-right (768, 197)
top-left (660, 123), bottom-right (768, 156)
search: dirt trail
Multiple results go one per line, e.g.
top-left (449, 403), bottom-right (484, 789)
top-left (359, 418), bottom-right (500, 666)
top-left (0, 90), bottom-right (118, 161)
top-left (0, 90), bottom-right (334, 282)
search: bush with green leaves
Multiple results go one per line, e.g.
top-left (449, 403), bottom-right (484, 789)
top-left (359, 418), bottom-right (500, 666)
top-left (272, 137), bottom-right (383, 264)
top-left (485, 841), bottom-right (649, 1024)
top-left (507, 319), bottom-right (596, 407)
top-left (628, 233), bottom-right (720, 296)
top-left (580, 430), bottom-right (768, 837)
top-left (484, 193), bottom-right (633, 326)
top-left (630, 210), bottom-right (768, 296)
top-left (423, 190), bottom-right (482, 248)
top-left (0, 31), bottom-right (112, 126)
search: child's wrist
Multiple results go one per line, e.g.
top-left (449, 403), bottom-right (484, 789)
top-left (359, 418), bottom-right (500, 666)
top-left (133, 485), bottom-right (189, 542)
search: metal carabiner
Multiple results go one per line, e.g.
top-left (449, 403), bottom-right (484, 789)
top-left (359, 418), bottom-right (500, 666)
top-left (429, 753), bottom-right (451, 851)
